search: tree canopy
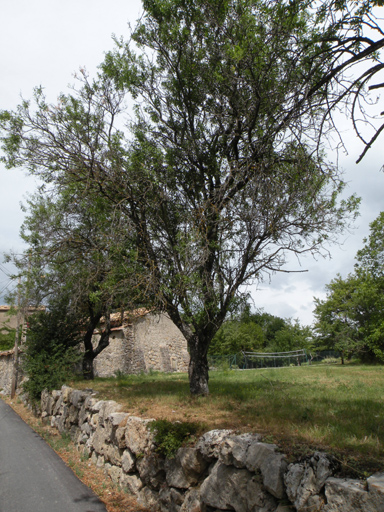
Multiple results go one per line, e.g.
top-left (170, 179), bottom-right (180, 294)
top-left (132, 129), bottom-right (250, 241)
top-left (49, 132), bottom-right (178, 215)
top-left (209, 306), bottom-right (312, 355)
top-left (1, 0), bottom-right (383, 394)
top-left (314, 212), bottom-right (384, 363)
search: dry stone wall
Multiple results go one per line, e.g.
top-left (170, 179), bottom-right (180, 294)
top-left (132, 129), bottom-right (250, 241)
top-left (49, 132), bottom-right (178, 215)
top-left (40, 386), bottom-right (384, 512)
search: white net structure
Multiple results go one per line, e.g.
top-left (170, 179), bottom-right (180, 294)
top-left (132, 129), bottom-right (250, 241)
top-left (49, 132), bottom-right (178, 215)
top-left (242, 349), bottom-right (308, 369)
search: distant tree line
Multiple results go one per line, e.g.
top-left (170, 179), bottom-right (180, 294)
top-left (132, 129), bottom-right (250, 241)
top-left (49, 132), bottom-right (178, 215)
top-left (209, 305), bottom-right (312, 356)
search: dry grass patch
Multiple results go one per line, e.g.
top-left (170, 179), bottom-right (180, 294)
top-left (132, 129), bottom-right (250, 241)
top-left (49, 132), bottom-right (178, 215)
top-left (72, 364), bottom-right (384, 477)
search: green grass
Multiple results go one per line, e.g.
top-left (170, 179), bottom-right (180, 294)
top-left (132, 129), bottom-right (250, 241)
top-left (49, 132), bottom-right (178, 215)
top-left (71, 364), bottom-right (384, 475)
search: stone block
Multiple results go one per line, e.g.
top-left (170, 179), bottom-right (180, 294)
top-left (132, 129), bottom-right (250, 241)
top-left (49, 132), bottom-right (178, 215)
top-left (285, 452), bottom-right (334, 512)
top-left (159, 485), bottom-right (185, 512)
top-left (121, 449), bottom-right (136, 474)
top-left (120, 473), bottom-right (143, 496)
top-left (61, 385), bottom-right (73, 403)
top-left (166, 448), bottom-right (208, 489)
top-left (195, 429), bottom-right (233, 461)
top-left (324, 474), bottom-right (384, 512)
top-left (245, 442), bottom-right (287, 499)
top-left (107, 465), bottom-right (122, 485)
top-left (137, 453), bottom-right (166, 489)
top-left (138, 486), bottom-right (160, 511)
top-left (124, 416), bottom-right (155, 456)
top-left (200, 461), bottom-right (277, 512)
top-left (179, 488), bottom-right (203, 512)
top-left (105, 412), bottom-right (129, 442)
top-left (220, 433), bottom-right (262, 468)
top-left (104, 443), bottom-right (123, 466)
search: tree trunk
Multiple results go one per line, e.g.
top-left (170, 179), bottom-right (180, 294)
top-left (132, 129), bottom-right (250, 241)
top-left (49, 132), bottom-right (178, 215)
top-left (188, 334), bottom-right (209, 395)
top-left (82, 351), bottom-right (95, 380)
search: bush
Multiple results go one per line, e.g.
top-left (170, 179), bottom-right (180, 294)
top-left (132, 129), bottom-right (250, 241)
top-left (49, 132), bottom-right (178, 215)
top-left (22, 303), bottom-right (82, 401)
top-left (149, 419), bottom-right (199, 458)
top-left (0, 326), bottom-right (16, 351)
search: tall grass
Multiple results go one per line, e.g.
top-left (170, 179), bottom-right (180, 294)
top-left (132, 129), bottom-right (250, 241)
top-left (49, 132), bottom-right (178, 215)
top-left (72, 364), bottom-right (384, 474)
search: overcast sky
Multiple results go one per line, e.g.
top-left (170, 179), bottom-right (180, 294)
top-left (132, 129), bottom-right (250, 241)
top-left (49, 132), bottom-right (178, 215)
top-left (1, 0), bottom-right (383, 325)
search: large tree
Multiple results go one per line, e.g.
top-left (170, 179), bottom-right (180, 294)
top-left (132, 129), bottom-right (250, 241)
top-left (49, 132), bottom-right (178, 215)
top-left (314, 212), bottom-right (384, 362)
top-left (2, 0), bottom-right (383, 393)
top-left (9, 186), bottom-right (147, 379)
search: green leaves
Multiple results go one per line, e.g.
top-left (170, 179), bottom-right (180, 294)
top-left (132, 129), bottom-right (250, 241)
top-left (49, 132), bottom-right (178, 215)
top-left (314, 211), bottom-right (384, 362)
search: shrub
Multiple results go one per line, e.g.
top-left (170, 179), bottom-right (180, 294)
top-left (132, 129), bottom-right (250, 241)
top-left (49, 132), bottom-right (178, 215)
top-left (0, 326), bottom-right (16, 351)
top-left (22, 302), bottom-right (82, 401)
top-left (149, 419), bottom-right (199, 458)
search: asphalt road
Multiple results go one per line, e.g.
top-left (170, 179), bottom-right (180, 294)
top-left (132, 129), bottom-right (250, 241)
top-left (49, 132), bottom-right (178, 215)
top-left (0, 398), bottom-right (107, 512)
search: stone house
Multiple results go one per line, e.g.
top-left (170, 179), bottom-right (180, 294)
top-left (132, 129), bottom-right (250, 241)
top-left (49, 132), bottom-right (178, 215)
top-left (92, 310), bottom-right (190, 377)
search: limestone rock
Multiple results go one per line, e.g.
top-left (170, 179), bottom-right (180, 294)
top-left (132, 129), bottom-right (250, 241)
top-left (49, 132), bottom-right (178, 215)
top-left (138, 486), bottom-right (160, 511)
top-left (179, 447), bottom-right (208, 483)
top-left (56, 405), bottom-right (69, 433)
top-left (52, 395), bottom-right (63, 416)
top-left (40, 389), bottom-right (50, 414)
top-left (61, 385), bottom-right (73, 403)
top-left (158, 485), bottom-right (185, 512)
top-left (124, 416), bottom-right (155, 456)
top-left (367, 471), bottom-right (384, 498)
top-left (200, 461), bottom-right (277, 512)
top-left (90, 413), bottom-right (99, 430)
top-left (107, 465), bottom-right (122, 485)
top-left (120, 473), bottom-right (143, 496)
top-left (323, 473), bottom-right (384, 512)
top-left (220, 433), bottom-right (262, 468)
top-left (285, 452), bottom-right (334, 512)
top-left (116, 423), bottom-right (127, 449)
top-left (91, 426), bottom-right (107, 455)
top-left (166, 447), bottom-right (208, 489)
top-left (195, 429), bottom-right (233, 461)
top-left (180, 487), bottom-right (203, 512)
top-left (80, 421), bottom-right (92, 436)
top-left (121, 449), bottom-right (136, 474)
top-left (105, 412), bottom-right (129, 443)
top-left (70, 389), bottom-right (90, 408)
top-left (97, 400), bottom-right (123, 427)
top-left (137, 453), bottom-right (166, 489)
top-left (67, 404), bottom-right (79, 425)
top-left (78, 397), bottom-right (97, 426)
top-left (104, 443), bottom-right (123, 466)
top-left (245, 442), bottom-right (287, 499)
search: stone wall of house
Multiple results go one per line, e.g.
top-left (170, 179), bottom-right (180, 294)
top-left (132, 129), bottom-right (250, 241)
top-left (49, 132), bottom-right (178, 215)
top-left (0, 348), bottom-right (23, 395)
top-left (0, 306), bottom-right (18, 330)
top-left (0, 349), bottom-right (14, 394)
top-left (131, 313), bottom-right (189, 373)
top-left (93, 329), bottom-right (134, 377)
top-left (93, 313), bottom-right (189, 378)
top-left (40, 385), bottom-right (384, 512)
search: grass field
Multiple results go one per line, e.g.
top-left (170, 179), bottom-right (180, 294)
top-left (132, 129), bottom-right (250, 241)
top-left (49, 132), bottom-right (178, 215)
top-left (71, 363), bottom-right (384, 477)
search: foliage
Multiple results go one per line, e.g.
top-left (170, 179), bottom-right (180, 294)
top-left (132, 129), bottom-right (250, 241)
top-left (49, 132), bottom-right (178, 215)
top-left (22, 300), bottom-right (82, 401)
top-left (314, 212), bottom-right (384, 362)
top-left (149, 418), bottom-right (200, 458)
top-left (209, 318), bottom-right (264, 355)
top-left (5, 178), bottom-right (150, 379)
top-left (2, 0), bottom-right (383, 394)
top-left (209, 306), bottom-right (313, 355)
top-left (0, 325), bottom-right (16, 351)
top-left (269, 319), bottom-right (313, 353)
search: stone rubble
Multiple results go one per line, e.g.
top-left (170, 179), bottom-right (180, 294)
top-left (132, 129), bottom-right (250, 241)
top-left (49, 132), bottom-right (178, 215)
top-left (39, 386), bottom-right (384, 512)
